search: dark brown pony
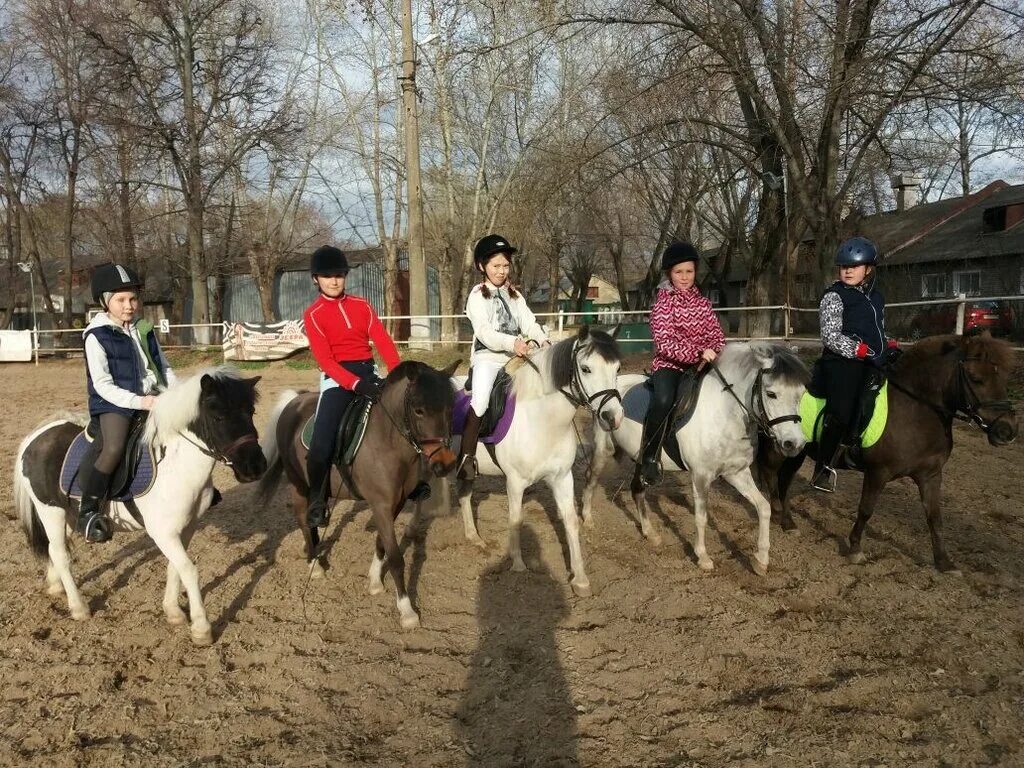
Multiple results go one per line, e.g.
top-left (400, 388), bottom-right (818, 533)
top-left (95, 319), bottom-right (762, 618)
top-left (758, 333), bottom-right (1017, 572)
top-left (257, 360), bottom-right (458, 629)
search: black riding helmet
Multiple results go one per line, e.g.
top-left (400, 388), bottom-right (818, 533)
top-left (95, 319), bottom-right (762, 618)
top-left (91, 263), bottom-right (143, 307)
top-left (661, 240), bottom-right (700, 272)
top-left (473, 234), bottom-right (517, 269)
top-left (310, 245), bottom-right (350, 276)
top-left (835, 237), bottom-right (878, 266)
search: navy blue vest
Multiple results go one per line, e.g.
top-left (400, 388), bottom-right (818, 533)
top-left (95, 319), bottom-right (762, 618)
top-left (85, 324), bottom-right (166, 417)
top-left (823, 281), bottom-right (886, 360)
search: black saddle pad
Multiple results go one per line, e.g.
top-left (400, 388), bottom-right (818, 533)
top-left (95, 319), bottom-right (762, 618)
top-left (300, 394), bottom-right (373, 466)
top-left (464, 367), bottom-right (513, 438)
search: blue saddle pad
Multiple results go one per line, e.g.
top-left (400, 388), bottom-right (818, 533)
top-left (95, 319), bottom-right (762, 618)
top-left (623, 381), bottom-right (696, 431)
top-left (59, 430), bottom-right (157, 500)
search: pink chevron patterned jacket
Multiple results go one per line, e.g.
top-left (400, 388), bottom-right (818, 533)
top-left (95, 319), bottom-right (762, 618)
top-left (649, 283), bottom-right (726, 372)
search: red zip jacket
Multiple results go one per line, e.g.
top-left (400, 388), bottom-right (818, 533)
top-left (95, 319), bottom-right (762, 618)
top-left (303, 293), bottom-right (401, 390)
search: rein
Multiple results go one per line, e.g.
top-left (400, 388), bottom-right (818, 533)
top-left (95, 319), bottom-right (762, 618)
top-left (179, 430), bottom-right (258, 468)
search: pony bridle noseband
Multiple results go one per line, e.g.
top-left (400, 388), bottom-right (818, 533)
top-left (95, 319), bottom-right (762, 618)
top-left (556, 341), bottom-right (622, 428)
top-left (182, 430), bottom-right (258, 467)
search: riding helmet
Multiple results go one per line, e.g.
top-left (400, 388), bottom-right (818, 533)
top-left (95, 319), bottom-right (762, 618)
top-left (473, 234), bottom-right (517, 267)
top-left (835, 236), bottom-right (878, 266)
top-left (661, 240), bottom-right (700, 272)
top-left (310, 245), bottom-right (350, 276)
top-left (91, 263), bottom-right (143, 306)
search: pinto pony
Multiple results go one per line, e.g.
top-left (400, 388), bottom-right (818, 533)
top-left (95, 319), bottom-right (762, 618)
top-left (14, 368), bottom-right (266, 645)
top-left (759, 333), bottom-right (1017, 571)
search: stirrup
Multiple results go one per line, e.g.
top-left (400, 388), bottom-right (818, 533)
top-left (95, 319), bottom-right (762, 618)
top-left (810, 466), bottom-right (838, 493)
top-left (637, 459), bottom-right (661, 487)
top-left (77, 512), bottom-right (113, 543)
top-left (456, 454), bottom-right (477, 482)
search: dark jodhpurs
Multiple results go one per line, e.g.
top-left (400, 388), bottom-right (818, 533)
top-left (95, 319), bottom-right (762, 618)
top-left (641, 366), bottom-right (694, 464)
top-left (818, 355), bottom-right (869, 466)
top-left (306, 360), bottom-right (374, 501)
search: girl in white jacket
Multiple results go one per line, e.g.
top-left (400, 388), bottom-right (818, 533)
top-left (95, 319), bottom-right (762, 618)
top-left (458, 234), bottom-right (548, 483)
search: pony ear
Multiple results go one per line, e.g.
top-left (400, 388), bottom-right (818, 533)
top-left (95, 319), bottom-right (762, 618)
top-left (247, 375), bottom-right (262, 387)
top-left (441, 359), bottom-right (461, 377)
top-left (609, 323), bottom-right (622, 339)
top-left (749, 341), bottom-right (774, 368)
top-left (577, 324), bottom-right (590, 342)
top-left (200, 374), bottom-right (215, 392)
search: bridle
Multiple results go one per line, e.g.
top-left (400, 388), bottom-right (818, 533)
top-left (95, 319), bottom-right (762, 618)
top-left (552, 340), bottom-right (623, 429)
top-left (710, 364), bottom-right (801, 445)
top-left (375, 378), bottom-right (453, 462)
top-left (889, 353), bottom-right (1015, 436)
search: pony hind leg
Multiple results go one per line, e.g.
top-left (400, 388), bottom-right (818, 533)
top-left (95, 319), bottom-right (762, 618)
top-left (163, 518), bottom-right (199, 626)
top-left (291, 485), bottom-right (326, 578)
top-left (505, 476), bottom-right (529, 573)
top-left (723, 468), bottom-right (772, 575)
top-left (691, 472), bottom-right (715, 571)
top-left (848, 470), bottom-right (887, 564)
top-left (367, 536), bottom-right (386, 596)
top-left (549, 471), bottom-right (591, 597)
top-left (458, 479), bottom-right (487, 549)
top-left (631, 471), bottom-right (662, 546)
top-left (37, 503), bottom-right (90, 620)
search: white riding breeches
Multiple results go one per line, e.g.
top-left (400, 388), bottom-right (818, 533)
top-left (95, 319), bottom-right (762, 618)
top-left (469, 358), bottom-right (504, 417)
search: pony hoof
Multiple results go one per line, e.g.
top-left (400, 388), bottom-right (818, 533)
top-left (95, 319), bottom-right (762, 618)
top-left (47, 583), bottom-right (64, 597)
top-left (70, 606), bottom-right (91, 621)
top-left (309, 560), bottom-right (326, 580)
top-left (191, 626), bottom-right (214, 646)
top-left (468, 535), bottom-right (488, 550)
top-left (848, 552), bottom-right (866, 565)
top-left (936, 561), bottom-right (962, 576)
top-left (646, 532), bottom-right (663, 547)
top-left (571, 581), bottom-right (592, 598)
top-left (510, 559), bottom-right (528, 573)
top-left (753, 559), bottom-right (769, 577)
top-left (400, 613), bottom-right (421, 631)
top-left (698, 557), bottom-right (715, 571)
top-left (367, 581), bottom-right (385, 596)
top-left (582, 515), bottom-right (595, 530)
top-left (780, 519), bottom-right (799, 533)
top-left (165, 610), bottom-right (187, 626)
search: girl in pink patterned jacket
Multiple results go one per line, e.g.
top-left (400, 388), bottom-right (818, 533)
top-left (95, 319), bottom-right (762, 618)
top-left (638, 240), bottom-right (726, 485)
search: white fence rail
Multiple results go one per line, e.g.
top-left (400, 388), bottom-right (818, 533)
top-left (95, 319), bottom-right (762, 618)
top-left (14, 293), bottom-right (1024, 363)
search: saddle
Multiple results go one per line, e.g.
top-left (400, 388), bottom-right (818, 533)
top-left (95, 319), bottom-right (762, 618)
top-left (623, 368), bottom-right (710, 471)
top-left (803, 363), bottom-right (888, 466)
top-left (300, 395), bottom-right (374, 498)
top-left (60, 413), bottom-right (156, 501)
top-left (454, 368), bottom-right (515, 444)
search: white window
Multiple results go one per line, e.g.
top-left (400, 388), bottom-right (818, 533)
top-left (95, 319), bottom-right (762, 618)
top-left (708, 288), bottom-right (721, 306)
top-left (921, 273), bottom-right (947, 298)
top-left (952, 270), bottom-right (981, 297)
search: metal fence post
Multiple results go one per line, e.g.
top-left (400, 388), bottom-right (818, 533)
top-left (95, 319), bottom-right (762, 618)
top-left (33, 328), bottom-right (38, 366)
top-left (955, 293), bottom-right (966, 335)
top-left (558, 309), bottom-right (564, 335)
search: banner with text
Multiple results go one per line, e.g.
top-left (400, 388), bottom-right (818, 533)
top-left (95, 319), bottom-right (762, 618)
top-left (222, 321), bottom-right (309, 361)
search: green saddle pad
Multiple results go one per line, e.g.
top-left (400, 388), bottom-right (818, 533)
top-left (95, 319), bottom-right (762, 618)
top-left (300, 398), bottom-right (373, 466)
top-left (800, 382), bottom-right (889, 449)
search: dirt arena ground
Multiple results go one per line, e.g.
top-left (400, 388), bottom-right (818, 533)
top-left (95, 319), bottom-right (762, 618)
top-left (0, 355), bottom-right (1022, 767)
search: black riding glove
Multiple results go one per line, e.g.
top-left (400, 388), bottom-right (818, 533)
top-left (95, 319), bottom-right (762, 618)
top-left (354, 377), bottom-right (383, 402)
top-left (882, 346), bottom-right (903, 367)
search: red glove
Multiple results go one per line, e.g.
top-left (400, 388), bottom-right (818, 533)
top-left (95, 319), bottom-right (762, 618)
top-left (855, 342), bottom-right (870, 359)
top-left (887, 339), bottom-right (899, 350)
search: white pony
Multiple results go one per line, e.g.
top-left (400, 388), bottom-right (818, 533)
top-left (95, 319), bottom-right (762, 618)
top-left (453, 326), bottom-right (624, 596)
top-left (13, 368), bottom-right (266, 645)
top-left (581, 342), bottom-right (808, 574)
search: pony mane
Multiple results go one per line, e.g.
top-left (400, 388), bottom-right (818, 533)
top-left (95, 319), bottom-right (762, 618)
top-left (899, 333), bottom-right (1014, 390)
top-left (716, 342), bottom-right (810, 386)
top-left (386, 360), bottom-right (455, 409)
top-left (765, 344), bottom-right (811, 385)
top-left (144, 366), bottom-right (248, 448)
top-left (511, 329), bottom-right (622, 400)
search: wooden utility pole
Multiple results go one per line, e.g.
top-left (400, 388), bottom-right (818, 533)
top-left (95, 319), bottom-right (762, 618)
top-left (400, 0), bottom-right (430, 348)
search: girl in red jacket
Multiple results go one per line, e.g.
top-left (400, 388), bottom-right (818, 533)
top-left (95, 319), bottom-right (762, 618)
top-left (638, 240), bottom-right (726, 485)
top-left (303, 245), bottom-right (401, 527)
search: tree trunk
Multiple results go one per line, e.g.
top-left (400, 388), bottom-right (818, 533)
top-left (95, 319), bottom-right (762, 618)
top-left (61, 126), bottom-right (80, 329)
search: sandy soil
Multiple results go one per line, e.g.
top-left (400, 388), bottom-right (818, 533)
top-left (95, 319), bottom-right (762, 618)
top-left (0, 357), bottom-right (1022, 767)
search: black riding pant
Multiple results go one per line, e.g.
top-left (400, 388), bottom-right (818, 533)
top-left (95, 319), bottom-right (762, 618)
top-left (92, 412), bottom-right (132, 475)
top-left (641, 366), bottom-right (694, 462)
top-left (307, 360), bottom-right (374, 498)
top-left (817, 355), bottom-right (869, 466)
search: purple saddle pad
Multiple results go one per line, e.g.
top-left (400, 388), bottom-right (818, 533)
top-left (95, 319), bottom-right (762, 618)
top-left (453, 390), bottom-right (516, 445)
top-left (59, 430), bottom-right (156, 500)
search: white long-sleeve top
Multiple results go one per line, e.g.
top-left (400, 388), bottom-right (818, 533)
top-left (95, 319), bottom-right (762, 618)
top-left (83, 313), bottom-right (177, 411)
top-left (465, 281), bottom-right (547, 363)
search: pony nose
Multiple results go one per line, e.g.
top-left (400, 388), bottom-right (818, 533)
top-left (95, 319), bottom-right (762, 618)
top-left (780, 438), bottom-right (800, 456)
top-left (600, 410), bottom-right (621, 430)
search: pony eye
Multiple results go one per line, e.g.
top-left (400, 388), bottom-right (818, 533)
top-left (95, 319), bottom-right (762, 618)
top-left (413, 407), bottom-right (426, 418)
top-left (766, 391), bottom-right (778, 400)
top-left (581, 365), bottom-right (592, 374)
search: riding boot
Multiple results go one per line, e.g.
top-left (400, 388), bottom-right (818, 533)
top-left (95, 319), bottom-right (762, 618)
top-left (306, 456), bottom-right (332, 528)
top-left (636, 417), bottom-right (666, 487)
top-left (76, 469), bottom-right (113, 543)
top-left (811, 416), bottom-right (845, 493)
top-left (457, 410), bottom-right (482, 494)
